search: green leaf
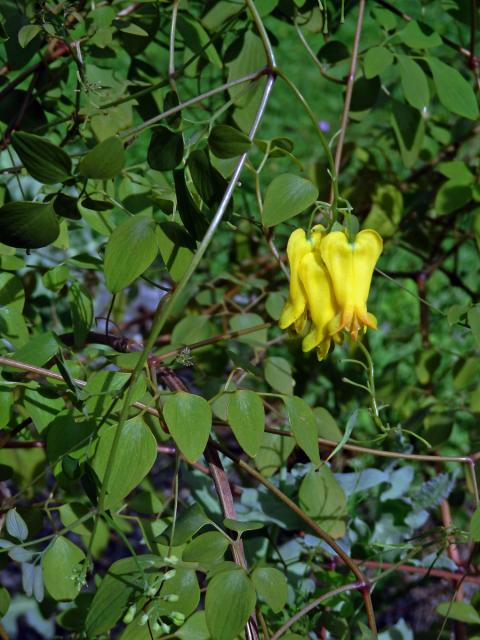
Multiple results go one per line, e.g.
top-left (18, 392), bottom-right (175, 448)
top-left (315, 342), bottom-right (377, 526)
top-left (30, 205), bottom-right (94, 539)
top-left (92, 417), bottom-right (157, 510)
top-left (188, 149), bottom-right (230, 212)
top-left (86, 555), bottom-right (163, 636)
top-left (471, 505), bottom-right (480, 541)
top-left (42, 536), bottom-right (85, 601)
top-left (12, 131), bottom-right (71, 184)
top-left (251, 567), bottom-right (288, 613)
top-left (262, 174), bottom-right (318, 227)
top-left (397, 55), bottom-right (429, 111)
top-left (0, 587), bottom-right (10, 617)
top-left (163, 392), bottom-right (212, 462)
top-left (350, 77), bottom-right (380, 112)
top-left (205, 568), bottom-right (256, 640)
top-left (283, 396), bottom-right (320, 465)
top-left (255, 431), bottom-right (296, 477)
top-left (363, 184), bottom-right (403, 238)
top-left (468, 305), bottom-right (480, 348)
top-left (227, 390), bottom-right (265, 457)
top-left (0, 272), bottom-right (24, 312)
top-left (434, 180), bottom-right (472, 216)
top-left (264, 356), bottom-right (294, 395)
top-left (79, 136), bottom-right (125, 179)
top-left (177, 14), bottom-right (221, 67)
top-left (313, 407), bottom-right (342, 442)
top-left (183, 531), bottom-right (230, 563)
top-left (157, 568), bottom-right (200, 617)
top-left (18, 24), bottom-right (42, 48)
top-left (398, 20), bottom-right (442, 49)
top-left (391, 100), bottom-right (425, 168)
top-left (223, 518), bottom-right (264, 534)
top-left (229, 313), bottom-right (268, 347)
top-left (173, 169), bottom-right (208, 240)
top-left (68, 281), bottom-right (94, 348)
top-left (0, 200), bottom-right (60, 249)
top-left (427, 57), bottom-right (479, 120)
top-left (177, 612), bottom-right (210, 640)
top-left (104, 215), bottom-right (158, 292)
top-left (156, 222), bottom-right (194, 282)
top-left (208, 124), bottom-right (252, 159)
top-left (6, 508), bottom-right (28, 541)
top-left (299, 466), bottom-right (348, 538)
top-left (12, 331), bottom-right (58, 367)
top-left (168, 504), bottom-right (212, 546)
top-left (147, 125), bottom-right (184, 171)
top-left (364, 46), bottom-right (393, 79)
top-left (437, 601), bottom-right (480, 624)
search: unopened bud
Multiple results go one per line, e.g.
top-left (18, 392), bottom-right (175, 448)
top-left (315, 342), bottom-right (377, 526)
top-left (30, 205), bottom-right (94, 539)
top-left (163, 594), bottom-right (179, 603)
top-left (123, 605), bottom-right (136, 624)
top-left (164, 555), bottom-right (179, 565)
top-left (163, 569), bottom-right (177, 581)
top-left (170, 611), bottom-right (185, 626)
top-left (139, 613), bottom-right (149, 626)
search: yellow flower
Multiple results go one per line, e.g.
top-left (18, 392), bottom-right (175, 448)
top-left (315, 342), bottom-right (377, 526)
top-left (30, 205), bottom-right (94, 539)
top-left (299, 251), bottom-right (337, 360)
top-left (320, 229), bottom-right (383, 341)
top-left (279, 227), bottom-right (324, 333)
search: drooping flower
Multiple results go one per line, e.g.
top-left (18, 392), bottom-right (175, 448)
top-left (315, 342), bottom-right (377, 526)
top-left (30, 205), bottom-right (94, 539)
top-left (298, 250), bottom-right (337, 360)
top-left (279, 224), bottom-right (383, 359)
top-left (320, 229), bottom-right (383, 341)
top-left (279, 227), bottom-right (324, 333)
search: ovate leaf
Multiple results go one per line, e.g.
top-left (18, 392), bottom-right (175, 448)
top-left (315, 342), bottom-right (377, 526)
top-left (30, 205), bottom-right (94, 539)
top-left (283, 396), bottom-right (320, 465)
top-left (205, 568), bottom-right (256, 640)
top-left (397, 55), bottom-right (429, 111)
top-left (92, 417), bottom-right (157, 510)
top-left (79, 136), bottom-right (125, 179)
top-left (299, 466), bottom-right (348, 538)
top-left (12, 131), bottom-right (72, 184)
top-left (208, 124), bottom-right (252, 159)
top-left (227, 390), bottom-right (265, 457)
top-left (163, 392), bottom-right (212, 462)
top-left (104, 215), bottom-right (158, 292)
top-left (251, 567), bottom-right (287, 613)
top-left (262, 174), bottom-right (318, 227)
top-left (0, 200), bottom-right (59, 249)
top-left (427, 57), bottom-right (479, 120)
top-left (42, 536), bottom-right (85, 600)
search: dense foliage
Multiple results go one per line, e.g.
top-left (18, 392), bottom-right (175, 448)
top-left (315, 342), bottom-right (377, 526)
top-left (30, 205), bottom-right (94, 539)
top-left (0, 0), bottom-right (479, 638)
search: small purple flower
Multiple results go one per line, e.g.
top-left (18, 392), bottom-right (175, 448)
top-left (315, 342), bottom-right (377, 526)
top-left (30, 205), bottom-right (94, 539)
top-left (319, 120), bottom-right (330, 132)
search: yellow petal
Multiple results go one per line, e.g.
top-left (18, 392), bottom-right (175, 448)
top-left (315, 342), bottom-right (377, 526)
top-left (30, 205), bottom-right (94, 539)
top-left (299, 251), bottom-right (337, 352)
top-left (279, 228), bottom-right (313, 330)
top-left (320, 229), bottom-right (383, 340)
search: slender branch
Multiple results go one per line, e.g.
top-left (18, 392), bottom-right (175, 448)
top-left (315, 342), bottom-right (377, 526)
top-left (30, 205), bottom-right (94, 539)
top-left (332, 0), bottom-right (365, 183)
top-left (357, 559), bottom-right (480, 585)
top-left (168, 0), bottom-right (180, 92)
top-left (245, 0), bottom-right (277, 69)
top-left (270, 581), bottom-right (364, 640)
top-left (120, 68), bottom-right (268, 139)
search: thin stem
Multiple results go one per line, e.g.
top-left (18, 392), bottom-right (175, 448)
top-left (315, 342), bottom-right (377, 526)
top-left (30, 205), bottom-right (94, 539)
top-left (294, 18), bottom-right (346, 85)
top-left (270, 581), bottom-right (365, 640)
top-left (245, 0), bottom-right (277, 69)
top-left (120, 69), bottom-right (267, 139)
top-left (332, 0), bottom-right (365, 182)
top-left (168, 0), bottom-right (180, 92)
top-left (276, 69), bottom-right (339, 216)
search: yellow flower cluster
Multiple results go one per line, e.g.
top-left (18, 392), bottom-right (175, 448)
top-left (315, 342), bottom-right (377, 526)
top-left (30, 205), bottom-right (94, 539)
top-left (279, 226), bottom-right (383, 360)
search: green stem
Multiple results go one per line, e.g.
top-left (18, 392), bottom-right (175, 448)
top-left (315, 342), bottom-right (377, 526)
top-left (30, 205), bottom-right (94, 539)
top-left (276, 68), bottom-right (339, 217)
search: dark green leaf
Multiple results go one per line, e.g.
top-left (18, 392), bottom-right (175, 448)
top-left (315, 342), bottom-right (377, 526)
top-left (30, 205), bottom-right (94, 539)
top-left (147, 125), bottom-right (184, 171)
top-left (209, 124), bottom-right (252, 159)
top-left (350, 77), bottom-right (380, 112)
top-left (12, 132), bottom-right (71, 184)
top-left (183, 532), bottom-right (230, 563)
top-left (79, 137), bottom-right (125, 179)
top-left (173, 169), bottom-right (208, 240)
top-left (0, 200), bottom-right (60, 249)
top-left (391, 100), bottom-right (425, 168)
